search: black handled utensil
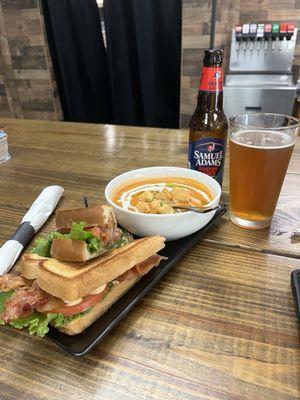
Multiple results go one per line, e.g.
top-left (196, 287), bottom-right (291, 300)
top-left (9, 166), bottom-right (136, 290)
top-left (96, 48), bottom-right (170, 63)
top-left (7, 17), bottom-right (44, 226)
top-left (291, 270), bottom-right (300, 321)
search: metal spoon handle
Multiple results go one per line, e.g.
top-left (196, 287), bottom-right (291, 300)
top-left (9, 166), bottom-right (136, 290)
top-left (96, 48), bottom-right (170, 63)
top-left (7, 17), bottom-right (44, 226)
top-left (172, 204), bottom-right (223, 213)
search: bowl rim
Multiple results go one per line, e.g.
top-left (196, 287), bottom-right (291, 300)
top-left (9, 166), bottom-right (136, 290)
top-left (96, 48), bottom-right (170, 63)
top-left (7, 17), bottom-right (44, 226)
top-left (104, 166), bottom-right (221, 218)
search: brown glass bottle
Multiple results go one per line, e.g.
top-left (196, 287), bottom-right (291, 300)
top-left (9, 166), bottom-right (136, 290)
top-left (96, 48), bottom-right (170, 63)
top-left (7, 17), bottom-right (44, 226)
top-left (188, 49), bottom-right (228, 186)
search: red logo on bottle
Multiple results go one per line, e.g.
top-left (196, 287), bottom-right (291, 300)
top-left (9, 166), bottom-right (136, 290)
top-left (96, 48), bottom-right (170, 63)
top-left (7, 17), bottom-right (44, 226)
top-left (199, 67), bottom-right (223, 92)
top-left (207, 143), bottom-right (215, 152)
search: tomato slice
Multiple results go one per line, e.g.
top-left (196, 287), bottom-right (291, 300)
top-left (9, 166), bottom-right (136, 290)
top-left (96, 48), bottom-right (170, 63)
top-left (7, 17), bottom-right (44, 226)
top-left (42, 286), bottom-right (109, 316)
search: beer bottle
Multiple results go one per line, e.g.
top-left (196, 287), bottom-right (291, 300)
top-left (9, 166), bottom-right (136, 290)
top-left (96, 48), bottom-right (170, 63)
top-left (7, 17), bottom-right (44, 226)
top-left (188, 49), bottom-right (228, 186)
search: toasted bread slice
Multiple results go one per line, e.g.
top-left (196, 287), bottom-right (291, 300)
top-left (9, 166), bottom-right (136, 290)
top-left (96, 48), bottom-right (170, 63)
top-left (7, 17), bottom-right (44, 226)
top-left (57, 277), bottom-right (139, 335)
top-left (20, 253), bottom-right (49, 280)
top-left (50, 238), bottom-right (104, 262)
top-left (56, 204), bottom-right (117, 231)
top-left (37, 236), bottom-right (165, 301)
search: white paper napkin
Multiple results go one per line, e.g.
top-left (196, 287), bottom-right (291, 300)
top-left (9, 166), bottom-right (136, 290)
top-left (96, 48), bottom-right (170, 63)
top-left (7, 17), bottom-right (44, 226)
top-left (0, 185), bottom-right (64, 275)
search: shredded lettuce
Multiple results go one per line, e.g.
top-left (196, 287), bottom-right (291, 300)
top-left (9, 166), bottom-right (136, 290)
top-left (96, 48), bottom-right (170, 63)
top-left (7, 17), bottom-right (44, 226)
top-left (109, 230), bottom-right (133, 250)
top-left (87, 236), bottom-right (103, 254)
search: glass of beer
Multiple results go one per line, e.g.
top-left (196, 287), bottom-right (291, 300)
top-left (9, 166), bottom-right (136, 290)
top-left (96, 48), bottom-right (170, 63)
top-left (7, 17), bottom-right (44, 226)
top-left (229, 113), bottom-right (300, 229)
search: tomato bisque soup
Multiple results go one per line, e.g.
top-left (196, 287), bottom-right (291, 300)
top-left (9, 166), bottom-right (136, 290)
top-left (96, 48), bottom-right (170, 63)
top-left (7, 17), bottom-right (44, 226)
top-left (113, 177), bottom-right (213, 214)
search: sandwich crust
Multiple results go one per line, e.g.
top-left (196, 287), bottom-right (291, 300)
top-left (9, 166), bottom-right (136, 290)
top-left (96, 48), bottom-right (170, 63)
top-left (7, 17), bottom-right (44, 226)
top-left (57, 277), bottom-right (140, 335)
top-left (20, 253), bottom-right (49, 280)
top-left (37, 236), bottom-right (165, 301)
top-left (55, 205), bottom-right (117, 231)
top-left (50, 238), bottom-right (101, 262)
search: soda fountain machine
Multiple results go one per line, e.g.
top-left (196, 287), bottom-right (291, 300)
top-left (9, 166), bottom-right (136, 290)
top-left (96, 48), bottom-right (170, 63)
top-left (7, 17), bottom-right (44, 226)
top-left (223, 23), bottom-right (298, 117)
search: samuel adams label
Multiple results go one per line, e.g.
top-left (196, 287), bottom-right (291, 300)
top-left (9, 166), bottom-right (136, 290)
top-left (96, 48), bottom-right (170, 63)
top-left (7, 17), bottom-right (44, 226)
top-left (188, 49), bottom-right (228, 186)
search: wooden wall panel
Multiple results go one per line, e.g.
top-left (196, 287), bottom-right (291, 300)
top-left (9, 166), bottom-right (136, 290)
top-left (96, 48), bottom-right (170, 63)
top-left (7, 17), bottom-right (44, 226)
top-left (0, 0), bottom-right (62, 120)
top-left (215, 0), bottom-right (240, 71)
top-left (180, 0), bottom-right (212, 128)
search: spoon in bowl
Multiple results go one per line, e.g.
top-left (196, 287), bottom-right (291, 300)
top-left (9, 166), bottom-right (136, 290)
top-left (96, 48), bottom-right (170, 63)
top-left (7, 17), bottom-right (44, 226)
top-left (169, 204), bottom-right (223, 214)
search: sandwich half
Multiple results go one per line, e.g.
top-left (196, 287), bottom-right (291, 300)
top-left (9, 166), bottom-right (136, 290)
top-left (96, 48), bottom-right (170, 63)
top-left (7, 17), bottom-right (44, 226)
top-left (0, 236), bottom-right (166, 336)
top-left (28, 204), bottom-right (131, 263)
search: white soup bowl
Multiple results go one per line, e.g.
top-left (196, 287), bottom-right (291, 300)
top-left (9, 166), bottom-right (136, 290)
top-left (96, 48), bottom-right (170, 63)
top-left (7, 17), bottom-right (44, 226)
top-left (105, 166), bottom-right (221, 241)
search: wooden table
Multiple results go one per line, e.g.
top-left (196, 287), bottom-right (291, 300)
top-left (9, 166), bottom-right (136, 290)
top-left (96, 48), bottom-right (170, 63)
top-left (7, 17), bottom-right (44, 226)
top-left (0, 118), bottom-right (299, 400)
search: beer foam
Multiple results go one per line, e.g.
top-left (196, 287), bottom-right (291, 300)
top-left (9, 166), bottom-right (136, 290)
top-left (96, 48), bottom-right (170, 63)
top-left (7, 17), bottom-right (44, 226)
top-left (230, 130), bottom-right (294, 149)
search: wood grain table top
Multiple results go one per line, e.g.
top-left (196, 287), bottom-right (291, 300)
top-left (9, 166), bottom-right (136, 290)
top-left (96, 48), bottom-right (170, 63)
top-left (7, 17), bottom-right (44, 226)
top-left (0, 118), bottom-right (299, 400)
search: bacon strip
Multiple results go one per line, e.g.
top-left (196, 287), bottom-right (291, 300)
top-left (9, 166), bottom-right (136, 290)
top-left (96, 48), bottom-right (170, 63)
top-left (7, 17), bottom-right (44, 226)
top-left (3, 281), bottom-right (49, 323)
top-left (85, 226), bottom-right (122, 245)
top-left (0, 274), bottom-right (32, 292)
top-left (117, 254), bottom-right (167, 282)
top-left (36, 296), bottom-right (66, 314)
top-left (134, 254), bottom-right (167, 276)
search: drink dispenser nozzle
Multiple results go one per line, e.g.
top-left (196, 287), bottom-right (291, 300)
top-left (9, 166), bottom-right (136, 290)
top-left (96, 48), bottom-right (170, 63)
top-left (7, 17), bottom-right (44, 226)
top-left (279, 23), bottom-right (287, 51)
top-left (249, 23), bottom-right (257, 51)
top-left (286, 23), bottom-right (295, 40)
top-left (271, 23), bottom-right (279, 51)
top-left (264, 23), bottom-right (272, 50)
top-left (242, 24), bottom-right (250, 52)
top-left (235, 25), bottom-right (242, 50)
top-left (256, 23), bottom-right (264, 51)
top-left (279, 23), bottom-right (287, 40)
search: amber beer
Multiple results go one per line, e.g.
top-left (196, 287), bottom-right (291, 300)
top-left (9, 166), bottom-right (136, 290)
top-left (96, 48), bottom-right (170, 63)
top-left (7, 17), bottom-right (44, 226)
top-left (230, 129), bottom-right (294, 228)
top-left (189, 49), bottom-right (228, 186)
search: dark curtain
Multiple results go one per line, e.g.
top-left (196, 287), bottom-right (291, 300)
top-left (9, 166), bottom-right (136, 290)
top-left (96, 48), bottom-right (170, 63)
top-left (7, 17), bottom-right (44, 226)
top-left (103, 0), bottom-right (181, 128)
top-left (42, 0), bottom-right (112, 123)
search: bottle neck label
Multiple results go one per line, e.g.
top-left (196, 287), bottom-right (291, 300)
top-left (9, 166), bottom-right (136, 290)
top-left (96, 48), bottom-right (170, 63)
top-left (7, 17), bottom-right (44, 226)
top-left (199, 67), bottom-right (223, 92)
top-left (188, 137), bottom-right (225, 185)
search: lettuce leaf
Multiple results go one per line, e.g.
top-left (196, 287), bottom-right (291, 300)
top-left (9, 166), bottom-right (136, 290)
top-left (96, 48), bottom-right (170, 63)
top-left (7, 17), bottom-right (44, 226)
top-left (0, 290), bottom-right (15, 325)
top-left (52, 309), bottom-right (91, 326)
top-left (70, 222), bottom-right (105, 254)
top-left (9, 309), bottom-right (91, 337)
top-left (9, 313), bottom-right (56, 336)
top-left (31, 231), bottom-right (66, 257)
top-left (0, 290), bottom-right (14, 314)
top-left (69, 221), bottom-right (93, 241)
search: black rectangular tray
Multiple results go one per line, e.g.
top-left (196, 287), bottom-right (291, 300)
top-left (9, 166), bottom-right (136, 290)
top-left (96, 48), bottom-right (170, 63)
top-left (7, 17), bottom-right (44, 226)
top-left (47, 206), bottom-right (226, 356)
